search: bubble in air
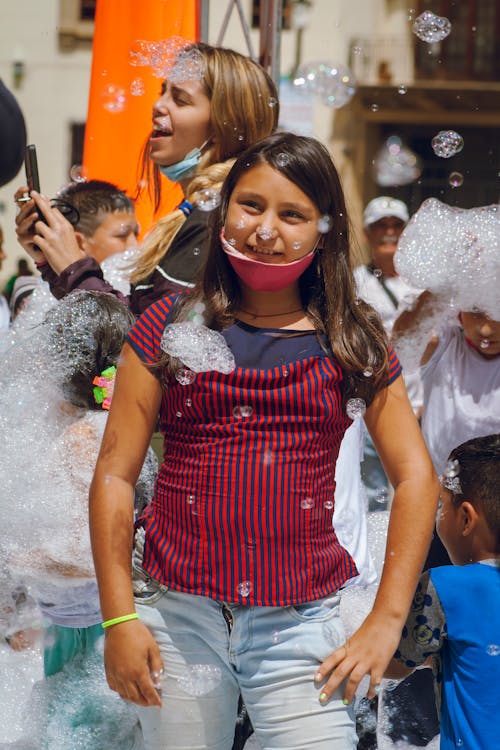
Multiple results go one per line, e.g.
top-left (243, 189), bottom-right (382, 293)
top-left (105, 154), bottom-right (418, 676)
top-left (486, 644), bottom-right (500, 656)
top-left (346, 398), bottom-right (366, 420)
top-left (317, 215), bottom-right (333, 233)
top-left (363, 367), bottom-right (374, 377)
top-left (374, 136), bottom-right (421, 186)
top-left (324, 500), bottom-right (334, 510)
top-left (413, 11), bottom-right (451, 43)
top-left (186, 495), bottom-right (195, 505)
top-left (196, 188), bottom-right (221, 212)
top-left (175, 367), bottom-right (196, 386)
top-left (268, 96), bottom-right (278, 108)
top-left (293, 61), bottom-right (356, 109)
top-left (373, 268), bottom-right (382, 277)
top-left (100, 84), bottom-right (127, 113)
top-left (130, 77), bottom-right (146, 96)
top-left (69, 164), bottom-right (88, 183)
top-left (431, 130), bottom-right (464, 158)
top-left (449, 171), bottom-right (464, 188)
top-left (370, 104), bottom-right (379, 112)
top-left (479, 339), bottom-right (490, 350)
top-left (292, 241), bottom-right (302, 250)
top-left (237, 581), bottom-right (252, 597)
top-left (397, 85), bottom-right (407, 95)
top-left (193, 247), bottom-right (201, 256)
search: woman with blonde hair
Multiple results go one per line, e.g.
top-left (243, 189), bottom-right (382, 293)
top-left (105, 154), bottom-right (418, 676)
top-left (15, 42), bottom-right (279, 316)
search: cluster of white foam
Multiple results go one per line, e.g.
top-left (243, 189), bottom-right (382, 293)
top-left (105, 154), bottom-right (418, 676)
top-left (395, 199), bottom-right (500, 319)
top-left (129, 37), bottom-right (203, 81)
top-left (161, 322), bottom-right (236, 374)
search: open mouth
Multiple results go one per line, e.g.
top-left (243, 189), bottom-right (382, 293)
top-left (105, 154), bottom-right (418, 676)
top-left (151, 128), bottom-right (172, 139)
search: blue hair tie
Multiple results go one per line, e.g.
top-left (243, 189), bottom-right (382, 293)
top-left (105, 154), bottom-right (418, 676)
top-left (177, 200), bottom-right (193, 217)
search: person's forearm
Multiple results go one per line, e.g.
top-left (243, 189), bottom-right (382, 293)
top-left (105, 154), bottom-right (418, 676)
top-left (89, 473), bottom-right (136, 621)
top-left (372, 472), bottom-right (439, 625)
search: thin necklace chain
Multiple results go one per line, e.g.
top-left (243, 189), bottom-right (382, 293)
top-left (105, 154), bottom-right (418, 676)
top-left (238, 306), bottom-right (304, 318)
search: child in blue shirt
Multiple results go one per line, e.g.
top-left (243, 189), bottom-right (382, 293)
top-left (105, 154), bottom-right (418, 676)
top-left (387, 433), bottom-right (500, 750)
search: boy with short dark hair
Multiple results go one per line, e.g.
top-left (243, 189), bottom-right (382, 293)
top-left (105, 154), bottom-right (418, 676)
top-left (387, 434), bottom-right (500, 750)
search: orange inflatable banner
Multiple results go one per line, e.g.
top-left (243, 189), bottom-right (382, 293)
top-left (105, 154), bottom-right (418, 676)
top-left (83, 0), bottom-right (198, 236)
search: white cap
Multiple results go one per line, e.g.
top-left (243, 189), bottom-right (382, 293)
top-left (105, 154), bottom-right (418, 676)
top-left (363, 196), bottom-right (409, 227)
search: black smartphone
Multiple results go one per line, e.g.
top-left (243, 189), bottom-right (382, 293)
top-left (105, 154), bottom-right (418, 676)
top-left (25, 144), bottom-right (41, 193)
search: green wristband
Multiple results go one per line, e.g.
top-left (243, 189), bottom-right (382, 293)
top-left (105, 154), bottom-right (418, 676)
top-left (102, 613), bottom-right (139, 629)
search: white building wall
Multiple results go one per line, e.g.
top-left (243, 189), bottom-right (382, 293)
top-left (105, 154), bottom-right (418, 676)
top-left (0, 0), bottom-right (91, 280)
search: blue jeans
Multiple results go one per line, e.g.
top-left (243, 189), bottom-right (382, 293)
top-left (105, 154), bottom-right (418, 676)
top-left (135, 588), bottom-right (357, 750)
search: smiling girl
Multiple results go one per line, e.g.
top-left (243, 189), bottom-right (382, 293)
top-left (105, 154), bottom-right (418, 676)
top-left (89, 132), bottom-right (438, 750)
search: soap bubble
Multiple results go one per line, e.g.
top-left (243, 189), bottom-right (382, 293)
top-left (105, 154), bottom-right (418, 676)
top-left (486, 644), bottom-right (500, 656)
top-left (370, 103), bottom-right (380, 112)
top-left (175, 367), bottom-right (196, 386)
top-left (293, 61), bottom-right (356, 109)
top-left (346, 398), bottom-right (366, 420)
top-left (177, 664), bottom-right (222, 696)
top-left (413, 11), bottom-right (451, 43)
top-left (276, 153), bottom-right (290, 167)
top-left (363, 367), bottom-right (374, 378)
top-left (448, 171), bottom-right (464, 188)
top-left (301, 497), bottom-right (315, 510)
top-left (431, 130), bottom-right (464, 158)
top-left (100, 84), bottom-right (127, 113)
top-left (196, 188), bottom-right (221, 212)
top-left (324, 500), bottom-right (334, 510)
top-left (130, 77), bottom-right (146, 96)
top-left (268, 96), bottom-right (278, 108)
top-left (374, 136), bottom-right (421, 186)
top-left (237, 581), bottom-right (252, 597)
top-left (397, 84), bottom-right (408, 95)
top-left (69, 164), bottom-right (88, 183)
top-left (233, 405), bottom-right (253, 419)
top-left (317, 215), bottom-right (333, 233)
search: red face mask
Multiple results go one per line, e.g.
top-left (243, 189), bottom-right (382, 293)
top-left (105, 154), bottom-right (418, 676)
top-left (220, 229), bottom-right (316, 292)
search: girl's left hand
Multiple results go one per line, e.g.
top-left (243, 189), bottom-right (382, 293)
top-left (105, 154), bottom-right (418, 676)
top-left (314, 611), bottom-right (402, 705)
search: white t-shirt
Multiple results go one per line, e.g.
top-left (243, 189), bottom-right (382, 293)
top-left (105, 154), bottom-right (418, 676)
top-left (354, 264), bottom-right (423, 413)
top-left (333, 420), bottom-right (377, 587)
top-left (0, 294), bottom-right (9, 330)
top-left (421, 325), bottom-right (500, 475)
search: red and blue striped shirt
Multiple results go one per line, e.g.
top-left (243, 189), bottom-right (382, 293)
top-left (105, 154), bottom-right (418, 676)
top-left (128, 295), bottom-right (402, 606)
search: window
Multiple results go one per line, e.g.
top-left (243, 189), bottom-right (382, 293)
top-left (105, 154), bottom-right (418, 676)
top-left (415, 0), bottom-right (500, 81)
top-left (58, 0), bottom-right (95, 50)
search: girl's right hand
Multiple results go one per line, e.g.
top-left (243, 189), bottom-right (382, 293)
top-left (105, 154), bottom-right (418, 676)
top-left (104, 619), bottom-right (164, 707)
top-left (14, 186), bottom-right (47, 265)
